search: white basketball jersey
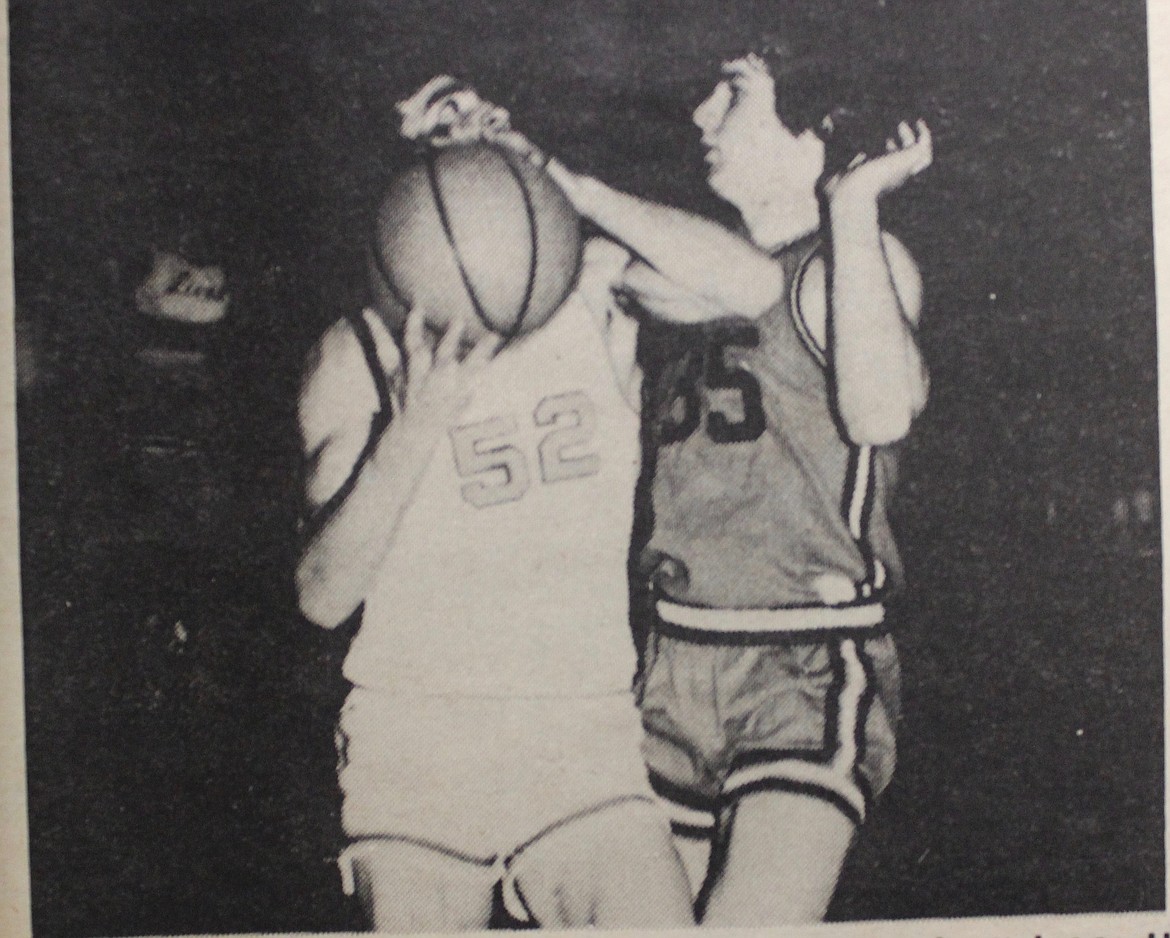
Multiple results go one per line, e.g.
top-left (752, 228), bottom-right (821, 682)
top-left (345, 293), bottom-right (642, 697)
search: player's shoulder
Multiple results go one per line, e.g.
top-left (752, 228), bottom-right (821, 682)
top-left (299, 310), bottom-right (401, 437)
top-left (303, 311), bottom-right (400, 381)
top-left (797, 229), bottom-right (923, 336)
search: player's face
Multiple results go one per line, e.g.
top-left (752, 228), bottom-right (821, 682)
top-left (692, 55), bottom-right (820, 207)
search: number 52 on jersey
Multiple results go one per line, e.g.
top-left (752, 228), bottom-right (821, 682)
top-left (448, 390), bottom-right (600, 508)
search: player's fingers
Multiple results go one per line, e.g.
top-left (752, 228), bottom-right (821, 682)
top-left (492, 129), bottom-right (548, 167)
top-left (904, 120), bottom-right (933, 174)
top-left (886, 138), bottom-right (897, 153)
top-left (744, 52), bottom-right (768, 73)
top-left (405, 304), bottom-right (430, 345)
top-left (897, 120), bottom-right (916, 148)
top-left (405, 311), bottom-right (436, 391)
top-left (405, 306), bottom-right (431, 362)
top-left (435, 318), bottom-right (466, 366)
top-left (916, 120), bottom-right (933, 158)
top-left (464, 332), bottom-right (503, 370)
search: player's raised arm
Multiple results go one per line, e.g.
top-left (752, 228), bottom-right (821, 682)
top-left (816, 120), bottom-right (932, 445)
top-left (296, 310), bottom-right (498, 628)
top-left (395, 75), bottom-right (782, 320)
top-left (617, 259), bottom-right (745, 324)
top-left (546, 160), bottom-right (783, 319)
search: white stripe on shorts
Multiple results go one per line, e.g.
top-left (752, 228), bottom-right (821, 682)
top-left (723, 756), bottom-right (867, 823)
top-left (847, 445), bottom-right (873, 541)
top-left (656, 599), bottom-right (884, 634)
top-left (723, 638), bottom-right (869, 823)
top-left (657, 797), bottom-right (716, 832)
top-left (832, 638), bottom-right (866, 776)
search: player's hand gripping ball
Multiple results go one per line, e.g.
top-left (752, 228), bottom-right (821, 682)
top-left (369, 141), bottom-right (583, 344)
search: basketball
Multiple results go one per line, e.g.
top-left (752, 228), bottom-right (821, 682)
top-left (369, 142), bottom-right (582, 342)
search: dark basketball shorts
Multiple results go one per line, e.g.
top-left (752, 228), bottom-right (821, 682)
top-left (638, 603), bottom-right (900, 837)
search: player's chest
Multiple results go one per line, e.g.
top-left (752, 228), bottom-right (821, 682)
top-left (421, 351), bottom-right (638, 515)
top-left (654, 315), bottom-right (821, 449)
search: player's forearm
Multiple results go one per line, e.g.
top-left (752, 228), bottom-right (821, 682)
top-left (828, 202), bottom-right (928, 445)
top-left (569, 175), bottom-right (783, 318)
top-left (296, 416), bottom-right (442, 628)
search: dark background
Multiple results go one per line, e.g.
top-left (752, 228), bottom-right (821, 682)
top-left (11, 0), bottom-right (1163, 934)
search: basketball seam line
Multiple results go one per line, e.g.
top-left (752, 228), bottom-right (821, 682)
top-left (494, 145), bottom-right (540, 341)
top-left (424, 149), bottom-right (495, 335)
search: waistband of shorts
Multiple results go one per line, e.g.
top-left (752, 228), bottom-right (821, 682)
top-left (654, 598), bottom-right (886, 641)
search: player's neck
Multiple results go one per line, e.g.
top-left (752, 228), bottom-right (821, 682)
top-left (738, 193), bottom-right (820, 254)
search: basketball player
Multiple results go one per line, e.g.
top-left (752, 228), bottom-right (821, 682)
top-left (421, 56), bottom-right (929, 923)
top-left (293, 85), bottom-right (790, 926)
top-left (541, 54), bottom-right (931, 924)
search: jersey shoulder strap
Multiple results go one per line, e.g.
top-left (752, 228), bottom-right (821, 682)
top-left (345, 308), bottom-right (397, 432)
top-left (774, 234), bottom-right (827, 366)
top-left (300, 311), bottom-right (399, 542)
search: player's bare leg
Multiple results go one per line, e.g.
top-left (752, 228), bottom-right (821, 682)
top-left (512, 800), bottom-right (695, 928)
top-left (345, 840), bottom-right (495, 933)
top-left (700, 792), bottom-right (855, 926)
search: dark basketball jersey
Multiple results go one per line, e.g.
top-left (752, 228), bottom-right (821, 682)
top-left (641, 234), bottom-right (903, 610)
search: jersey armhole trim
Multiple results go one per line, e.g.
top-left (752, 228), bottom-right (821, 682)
top-left (300, 313), bottom-right (398, 543)
top-left (790, 243), bottom-right (828, 369)
top-left (349, 309), bottom-right (397, 426)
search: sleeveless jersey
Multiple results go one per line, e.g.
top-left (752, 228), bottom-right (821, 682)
top-left (346, 293), bottom-right (643, 697)
top-left (642, 235), bottom-right (903, 610)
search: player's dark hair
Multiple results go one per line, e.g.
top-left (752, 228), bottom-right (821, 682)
top-left (757, 45), bottom-right (920, 177)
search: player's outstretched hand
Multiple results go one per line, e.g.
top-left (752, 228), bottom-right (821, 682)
top-left (823, 119), bottom-right (933, 205)
top-left (396, 75), bottom-right (513, 148)
top-left (394, 74), bottom-right (592, 214)
top-left (401, 308), bottom-right (500, 427)
top-left (394, 74), bottom-right (592, 208)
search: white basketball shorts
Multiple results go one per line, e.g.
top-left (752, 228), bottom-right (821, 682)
top-left (335, 687), bottom-right (658, 862)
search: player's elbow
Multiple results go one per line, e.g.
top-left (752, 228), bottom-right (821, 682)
top-left (910, 363), bottom-right (931, 419)
top-left (840, 356), bottom-right (929, 445)
top-left (841, 399), bottom-right (917, 446)
top-left (846, 414), bottom-right (912, 447)
top-left (295, 561), bottom-right (353, 630)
